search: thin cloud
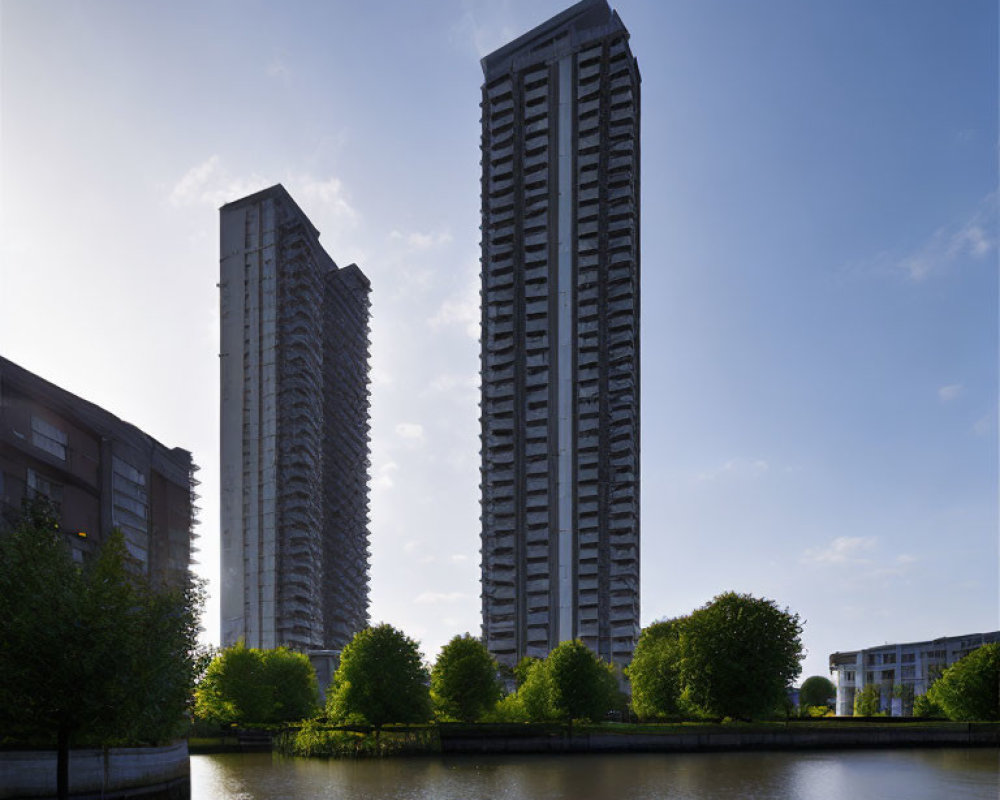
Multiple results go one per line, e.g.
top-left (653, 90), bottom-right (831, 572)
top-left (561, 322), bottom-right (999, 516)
top-left (899, 194), bottom-right (996, 282)
top-left (697, 457), bottom-right (769, 482)
top-left (168, 158), bottom-right (359, 232)
top-left (452, 0), bottom-right (518, 58)
top-left (395, 422), bottom-right (426, 442)
top-left (414, 591), bottom-right (468, 605)
top-left (373, 461), bottom-right (399, 488)
top-left (389, 229), bottom-right (454, 250)
top-left (802, 536), bottom-right (877, 566)
top-left (429, 272), bottom-right (480, 339)
top-left (938, 384), bottom-right (964, 402)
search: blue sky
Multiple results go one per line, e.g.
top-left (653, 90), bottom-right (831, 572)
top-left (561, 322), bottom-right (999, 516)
top-left (1, 0), bottom-right (996, 681)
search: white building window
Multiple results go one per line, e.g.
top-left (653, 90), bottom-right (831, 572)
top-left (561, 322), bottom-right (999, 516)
top-left (31, 416), bottom-right (67, 461)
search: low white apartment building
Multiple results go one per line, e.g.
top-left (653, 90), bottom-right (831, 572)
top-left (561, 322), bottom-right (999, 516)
top-left (829, 631), bottom-right (999, 716)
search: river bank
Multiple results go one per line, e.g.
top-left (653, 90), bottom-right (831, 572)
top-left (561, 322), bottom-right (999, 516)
top-left (190, 721), bottom-right (1000, 757)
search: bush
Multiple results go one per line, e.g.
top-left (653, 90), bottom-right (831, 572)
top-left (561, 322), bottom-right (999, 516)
top-left (853, 684), bottom-right (882, 716)
top-left (927, 644), bottom-right (1000, 721)
top-left (627, 619), bottom-right (684, 720)
top-left (799, 676), bottom-right (836, 709)
top-left (195, 643), bottom-right (318, 725)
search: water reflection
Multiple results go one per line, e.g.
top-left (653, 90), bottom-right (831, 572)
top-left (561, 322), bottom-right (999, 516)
top-left (191, 749), bottom-right (999, 800)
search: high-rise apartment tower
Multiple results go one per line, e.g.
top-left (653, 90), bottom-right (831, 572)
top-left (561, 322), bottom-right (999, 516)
top-left (220, 184), bottom-right (371, 653)
top-left (479, 0), bottom-right (640, 669)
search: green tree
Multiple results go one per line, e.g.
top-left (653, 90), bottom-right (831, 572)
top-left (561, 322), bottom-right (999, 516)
top-left (626, 618), bottom-right (685, 720)
top-left (853, 683), bottom-right (882, 716)
top-left (431, 634), bottom-right (501, 722)
top-left (195, 643), bottom-right (318, 725)
top-left (326, 624), bottom-right (430, 734)
top-left (503, 657), bottom-right (557, 722)
top-left (0, 500), bottom-right (203, 800)
top-left (514, 656), bottom-right (540, 688)
top-left (913, 692), bottom-right (946, 718)
top-left (799, 676), bottom-right (837, 710)
top-left (262, 647), bottom-right (320, 722)
top-left (927, 644), bottom-right (1000, 721)
top-left (679, 592), bottom-right (803, 720)
top-left (547, 640), bottom-right (617, 726)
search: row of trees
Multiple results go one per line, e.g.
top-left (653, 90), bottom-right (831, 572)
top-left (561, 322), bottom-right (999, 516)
top-left (196, 591), bottom-right (806, 729)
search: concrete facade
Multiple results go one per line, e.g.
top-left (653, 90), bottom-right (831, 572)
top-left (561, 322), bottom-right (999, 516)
top-left (220, 184), bottom-right (370, 653)
top-left (0, 741), bottom-right (189, 799)
top-left (829, 630), bottom-right (1000, 716)
top-left (479, 0), bottom-right (641, 669)
top-left (0, 355), bottom-right (196, 588)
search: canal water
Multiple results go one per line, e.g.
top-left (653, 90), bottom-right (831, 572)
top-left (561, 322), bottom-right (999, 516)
top-left (192, 748), bottom-right (998, 799)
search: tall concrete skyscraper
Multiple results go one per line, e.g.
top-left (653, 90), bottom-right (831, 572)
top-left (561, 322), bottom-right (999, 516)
top-left (479, 0), bottom-right (640, 669)
top-left (220, 184), bottom-right (371, 654)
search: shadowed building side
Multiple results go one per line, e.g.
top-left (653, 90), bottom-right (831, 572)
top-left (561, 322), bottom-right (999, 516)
top-left (0, 355), bottom-right (197, 589)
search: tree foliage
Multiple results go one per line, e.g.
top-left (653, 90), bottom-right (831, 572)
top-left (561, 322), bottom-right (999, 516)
top-left (195, 643), bottom-right (318, 725)
top-left (678, 592), bottom-right (803, 720)
top-left (853, 683), bottom-right (882, 716)
top-left (326, 624), bottom-right (430, 731)
top-left (626, 619), bottom-right (684, 720)
top-left (547, 640), bottom-right (617, 724)
top-left (927, 644), bottom-right (1000, 721)
top-left (430, 634), bottom-right (501, 722)
top-left (0, 501), bottom-right (204, 799)
top-left (799, 676), bottom-right (836, 709)
top-left (912, 692), bottom-right (946, 718)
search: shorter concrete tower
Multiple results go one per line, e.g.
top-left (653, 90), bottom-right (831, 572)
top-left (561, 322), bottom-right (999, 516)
top-left (220, 184), bottom-right (371, 653)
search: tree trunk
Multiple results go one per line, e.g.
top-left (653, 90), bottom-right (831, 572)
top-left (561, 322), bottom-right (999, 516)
top-left (56, 723), bottom-right (69, 800)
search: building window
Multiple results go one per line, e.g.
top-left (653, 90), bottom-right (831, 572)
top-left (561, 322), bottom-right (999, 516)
top-left (901, 666), bottom-right (915, 678)
top-left (843, 671), bottom-right (855, 682)
top-left (31, 416), bottom-right (67, 461)
top-left (882, 653), bottom-right (896, 665)
top-left (901, 653), bottom-right (915, 663)
top-left (112, 456), bottom-right (149, 570)
top-left (27, 468), bottom-right (63, 514)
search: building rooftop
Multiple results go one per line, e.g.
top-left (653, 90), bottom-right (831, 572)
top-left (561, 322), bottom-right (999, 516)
top-left (0, 354), bottom-right (191, 462)
top-left (481, 0), bottom-right (625, 80)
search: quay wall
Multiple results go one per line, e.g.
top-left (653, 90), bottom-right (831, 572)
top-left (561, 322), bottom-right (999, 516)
top-left (0, 740), bottom-right (189, 799)
top-left (438, 723), bottom-right (1000, 755)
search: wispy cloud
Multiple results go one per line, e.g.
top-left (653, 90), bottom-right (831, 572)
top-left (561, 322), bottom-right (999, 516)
top-left (168, 157), bottom-right (359, 232)
top-left (266, 55), bottom-right (290, 79)
top-left (938, 383), bottom-right (964, 402)
top-left (802, 536), bottom-right (876, 565)
top-left (697, 457), bottom-right (769, 482)
top-left (395, 422), bottom-right (426, 443)
top-left (414, 591), bottom-right (468, 605)
top-left (373, 460), bottom-right (399, 488)
top-left (899, 194), bottom-right (996, 281)
top-left (973, 413), bottom-right (994, 437)
top-left (429, 270), bottom-right (480, 339)
top-left (452, 0), bottom-right (518, 58)
top-left (389, 229), bottom-right (453, 250)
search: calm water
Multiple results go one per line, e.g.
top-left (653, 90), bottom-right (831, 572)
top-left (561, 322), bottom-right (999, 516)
top-left (192, 749), bottom-right (998, 800)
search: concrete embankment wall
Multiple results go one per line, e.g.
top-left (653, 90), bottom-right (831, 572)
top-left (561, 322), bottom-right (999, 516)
top-left (439, 724), bottom-right (1000, 755)
top-left (0, 740), bottom-right (189, 799)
